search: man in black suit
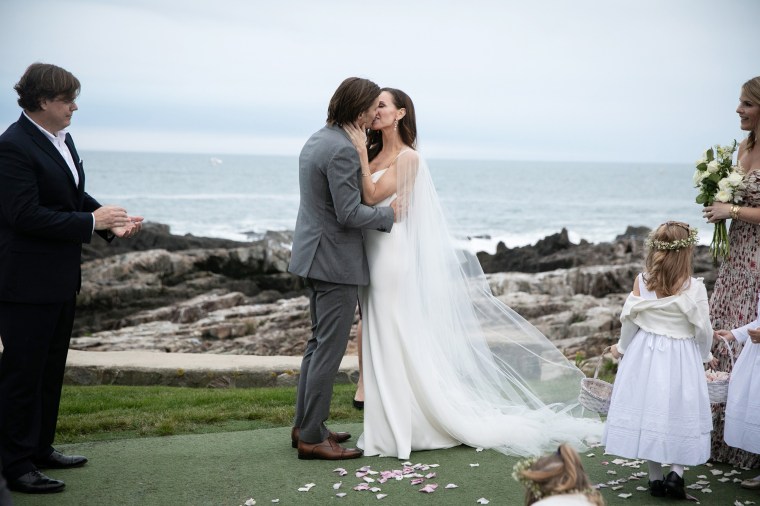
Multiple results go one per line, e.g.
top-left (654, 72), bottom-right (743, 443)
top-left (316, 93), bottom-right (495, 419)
top-left (0, 63), bottom-right (142, 494)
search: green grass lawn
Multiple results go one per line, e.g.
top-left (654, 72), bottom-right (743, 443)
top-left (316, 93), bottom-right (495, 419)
top-left (55, 383), bottom-right (362, 443)
top-left (24, 383), bottom-right (757, 505)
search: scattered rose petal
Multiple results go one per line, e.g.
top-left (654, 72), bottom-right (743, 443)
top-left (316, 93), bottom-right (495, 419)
top-left (735, 501), bottom-right (743, 506)
top-left (701, 487), bottom-right (712, 493)
top-left (612, 459), bottom-right (628, 465)
top-left (370, 487), bottom-right (382, 492)
top-left (607, 470), bottom-right (617, 475)
top-left (376, 494), bottom-right (387, 499)
top-left (363, 477), bottom-right (375, 483)
top-left (425, 473), bottom-right (436, 479)
top-left (419, 484), bottom-right (438, 493)
top-left (696, 480), bottom-right (710, 485)
top-left (697, 475), bottom-right (707, 479)
top-left (334, 467), bottom-right (348, 476)
top-left (587, 453), bottom-right (596, 457)
top-left (336, 493), bottom-right (347, 498)
top-left (410, 478), bottom-right (425, 486)
top-left (476, 499), bottom-right (490, 504)
top-left (244, 499), bottom-right (256, 506)
top-left (333, 482), bottom-right (342, 490)
top-left (470, 463), bottom-right (480, 467)
top-left (476, 447), bottom-right (484, 452)
top-left (618, 493), bottom-right (632, 499)
top-left (445, 483), bottom-right (458, 489)
top-left (271, 501), bottom-right (279, 504)
top-left (429, 464), bottom-right (440, 468)
top-left (710, 469), bottom-right (724, 475)
top-left (719, 478), bottom-right (730, 482)
top-left (611, 486), bottom-right (623, 490)
top-left (353, 483), bottom-right (370, 491)
top-left (601, 461), bottom-right (609, 465)
top-left (636, 486), bottom-right (648, 491)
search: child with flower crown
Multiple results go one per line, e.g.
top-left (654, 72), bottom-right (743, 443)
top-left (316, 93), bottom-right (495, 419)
top-left (602, 221), bottom-right (714, 500)
top-left (512, 443), bottom-right (604, 505)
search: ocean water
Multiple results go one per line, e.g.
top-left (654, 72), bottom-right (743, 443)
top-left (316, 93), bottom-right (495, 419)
top-left (82, 151), bottom-right (706, 254)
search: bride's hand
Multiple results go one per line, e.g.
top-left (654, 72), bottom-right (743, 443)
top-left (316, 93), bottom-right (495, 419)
top-left (343, 122), bottom-right (367, 151)
top-left (703, 203), bottom-right (731, 223)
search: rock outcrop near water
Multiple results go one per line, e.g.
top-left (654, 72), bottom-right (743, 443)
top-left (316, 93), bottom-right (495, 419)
top-left (71, 223), bottom-right (717, 365)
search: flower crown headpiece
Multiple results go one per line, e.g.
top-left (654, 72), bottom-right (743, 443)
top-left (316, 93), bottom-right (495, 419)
top-left (646, 223), bottom-right (699, 251)
top-left (511, 454), bottom-right (598, 501)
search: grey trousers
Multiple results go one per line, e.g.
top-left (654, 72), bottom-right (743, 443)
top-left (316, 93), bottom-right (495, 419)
top-left (294, 279), bottom-right (357, 444)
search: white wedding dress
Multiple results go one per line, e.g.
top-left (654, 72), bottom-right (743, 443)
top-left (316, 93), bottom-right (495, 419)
top-left (357, 153), bottom-right (602, 460)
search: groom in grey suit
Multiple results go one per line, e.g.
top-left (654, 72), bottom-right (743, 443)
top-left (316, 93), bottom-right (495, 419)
top-left (289, 77), bottom-right (395, 460)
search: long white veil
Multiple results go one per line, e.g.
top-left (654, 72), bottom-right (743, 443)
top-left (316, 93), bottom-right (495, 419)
top-left (392, 151), bottom-right (601, 455)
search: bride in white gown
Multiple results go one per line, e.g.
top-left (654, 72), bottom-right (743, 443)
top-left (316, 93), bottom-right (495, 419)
top-left (344, 88), bottom-right (602, 460)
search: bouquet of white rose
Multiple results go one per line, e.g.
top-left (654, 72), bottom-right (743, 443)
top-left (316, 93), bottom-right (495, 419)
top-left (694, 140), bottom-right (742, 262)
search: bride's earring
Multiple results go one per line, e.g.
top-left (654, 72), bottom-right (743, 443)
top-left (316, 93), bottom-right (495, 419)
top-left (393, 119), bottom-right (398, 131)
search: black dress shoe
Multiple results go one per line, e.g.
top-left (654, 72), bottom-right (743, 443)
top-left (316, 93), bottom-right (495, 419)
top-left (352, 399), bottom-right (364, 410)
top-left (7, 470), bottom-right (65, 494)
top-left (663, 471), bottom-right (686, 499)
top-left (33, 450), bottom-right (88, 469)
top-left (648, 479), bottom-right (666, 497)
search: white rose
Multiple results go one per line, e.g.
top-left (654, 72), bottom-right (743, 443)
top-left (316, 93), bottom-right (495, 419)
top-left (727, 172), bottom-right (744, 187)
top-left (718, 178), bottom-right (733, 191)
top-left (715, 189), bottom-right (732, 203)
top-left (693, 169), bottom-right (705, 185)
top-left (707, 160), bottom-right (720, 173)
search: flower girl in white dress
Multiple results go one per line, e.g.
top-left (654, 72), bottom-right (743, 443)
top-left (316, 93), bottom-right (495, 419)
top-left (602, 221), bottom-right (714, 500)
top-left (715, 295), bottom-right (760, 478)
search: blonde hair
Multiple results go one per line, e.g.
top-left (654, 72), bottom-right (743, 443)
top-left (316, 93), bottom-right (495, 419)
top-left (743, 76), bottom-right (760, 152)
top-left (518, 444), bottom-right (605, 506)
top-left (644, 221), bottom-right (694, 297)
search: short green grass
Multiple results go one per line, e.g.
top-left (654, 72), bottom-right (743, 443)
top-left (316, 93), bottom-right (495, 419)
top-left (56, 383), bottom-right (363, 443)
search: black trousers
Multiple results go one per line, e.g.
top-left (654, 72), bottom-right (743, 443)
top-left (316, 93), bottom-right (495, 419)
top-left (0, 297), bottom-right (76, 480)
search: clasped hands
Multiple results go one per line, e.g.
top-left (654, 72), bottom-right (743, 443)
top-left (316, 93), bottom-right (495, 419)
top-left (93, 205), bottom-right (144, 238)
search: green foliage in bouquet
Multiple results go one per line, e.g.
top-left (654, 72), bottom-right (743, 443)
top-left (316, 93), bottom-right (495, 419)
top-left (693, 140), bottom-right (741, 262)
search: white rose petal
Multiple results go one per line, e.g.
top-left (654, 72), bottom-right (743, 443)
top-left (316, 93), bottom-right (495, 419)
top-left (618, 493), bottom-right (632, 499)
top-left (244, 499), bottom-right (256, 506)
top-left (716, 189), bottom-right (733, 202)
top-left (476, 499), bottom-right (490, 504)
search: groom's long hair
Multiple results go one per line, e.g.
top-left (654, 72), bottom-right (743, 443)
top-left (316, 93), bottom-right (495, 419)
top-left (326, 77), bottom-right (380, 127)
top-left (368, 87), bottom-right (418, 162)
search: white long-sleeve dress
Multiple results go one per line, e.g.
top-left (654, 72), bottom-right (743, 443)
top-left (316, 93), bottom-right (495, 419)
top-left (602, 274), bottom-right (713, 465)
top-left (725, 296), bottom-right (760, 453)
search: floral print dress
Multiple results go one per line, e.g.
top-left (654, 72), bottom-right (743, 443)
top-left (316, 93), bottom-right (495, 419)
top-left (709, 169), bottom-right (760, 466)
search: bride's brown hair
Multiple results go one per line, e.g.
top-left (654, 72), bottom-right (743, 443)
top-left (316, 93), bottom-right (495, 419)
top-left (742, 76), bottom-right (760, 152)
top-left (644, 221), bottom-right (695, 297)
top-left (367, 87), bottom-right (417, 162)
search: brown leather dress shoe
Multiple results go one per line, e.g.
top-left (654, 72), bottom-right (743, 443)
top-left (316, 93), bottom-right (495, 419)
top-left (297, 436), bottom-right (362, 460)
top-left (291, 427), bottom-right (351, 448)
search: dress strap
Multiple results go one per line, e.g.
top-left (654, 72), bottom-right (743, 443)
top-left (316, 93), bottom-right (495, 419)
top-left (394, 149), bottom-right (412, 161)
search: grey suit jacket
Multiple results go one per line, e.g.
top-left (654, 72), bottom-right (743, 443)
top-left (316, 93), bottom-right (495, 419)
top-left (288, 124), bottom-right (394, 285)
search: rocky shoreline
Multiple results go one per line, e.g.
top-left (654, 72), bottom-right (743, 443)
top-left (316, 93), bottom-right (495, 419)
top-left (71, 223), bottom-right (718, 366)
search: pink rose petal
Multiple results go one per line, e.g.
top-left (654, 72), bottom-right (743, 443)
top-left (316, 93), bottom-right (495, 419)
top-left (419, 484), bottom-right (438, 493)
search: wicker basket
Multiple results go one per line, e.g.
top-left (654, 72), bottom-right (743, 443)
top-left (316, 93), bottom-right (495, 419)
top-left (579, 347), bottom-right (614, 415)
top-left (706, 335), bottom-right (734, 404)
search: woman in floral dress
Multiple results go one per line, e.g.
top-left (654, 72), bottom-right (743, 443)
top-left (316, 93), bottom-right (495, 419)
top-left (703, 76), bottom-right (760, 473)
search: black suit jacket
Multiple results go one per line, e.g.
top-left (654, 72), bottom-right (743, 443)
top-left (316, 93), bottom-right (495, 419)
top-left (0, 113), bottom-right (106, 304)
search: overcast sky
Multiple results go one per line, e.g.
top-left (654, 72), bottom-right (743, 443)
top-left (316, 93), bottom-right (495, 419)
top-left (0, 0), bottom-right (757, 163)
